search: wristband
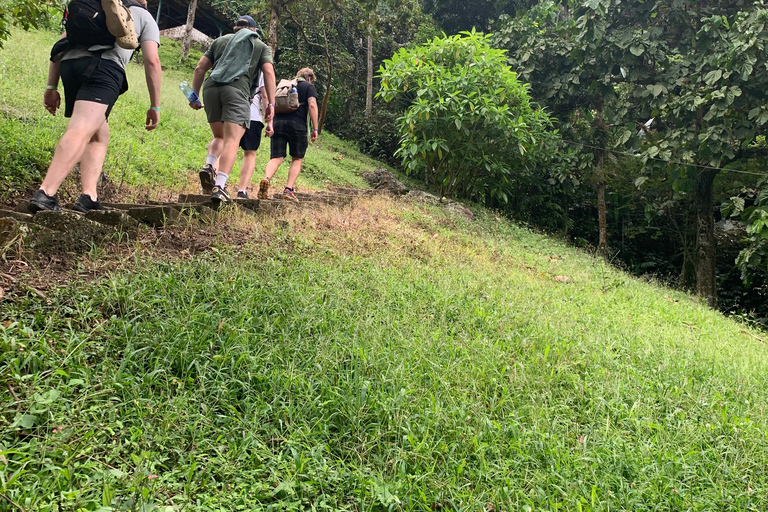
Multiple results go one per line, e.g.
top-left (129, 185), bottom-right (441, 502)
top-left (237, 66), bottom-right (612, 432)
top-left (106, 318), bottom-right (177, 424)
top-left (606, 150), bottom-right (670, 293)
top-left (269, 103), bottom-right (275, 107)
top-left (46, 85), bottom-right (58, 90)
top-left (150, 106), bottom-right (160, 111)
top-left (312, 129), bottom-right (318, 133)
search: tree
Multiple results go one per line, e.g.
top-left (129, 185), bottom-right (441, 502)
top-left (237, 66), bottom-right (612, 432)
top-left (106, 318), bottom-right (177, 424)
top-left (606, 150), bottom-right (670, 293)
top-left (0, 0), bottom-right (56, 49)
top-left (378, 31), bottom-right (552, 200)
top-left (179, 0), bottom-right (198, 62)
top-left (497, 0), bottom-right (768, 306)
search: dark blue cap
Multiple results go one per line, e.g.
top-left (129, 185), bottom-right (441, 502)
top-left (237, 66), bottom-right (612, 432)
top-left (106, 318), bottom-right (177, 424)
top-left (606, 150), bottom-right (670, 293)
top-left (236, 15), bottom-right (257, 28)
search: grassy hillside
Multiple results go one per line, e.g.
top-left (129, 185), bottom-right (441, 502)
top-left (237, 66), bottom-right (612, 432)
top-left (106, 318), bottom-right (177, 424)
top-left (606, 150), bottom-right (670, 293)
top-left (2, 28), bottom-right (768, 512)
top-left (0, 30), bottom-right (375, 202)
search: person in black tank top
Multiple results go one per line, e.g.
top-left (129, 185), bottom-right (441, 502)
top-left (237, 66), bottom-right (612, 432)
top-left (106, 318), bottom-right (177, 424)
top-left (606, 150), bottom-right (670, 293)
top-left (256, 67), bottom-right (319, 202)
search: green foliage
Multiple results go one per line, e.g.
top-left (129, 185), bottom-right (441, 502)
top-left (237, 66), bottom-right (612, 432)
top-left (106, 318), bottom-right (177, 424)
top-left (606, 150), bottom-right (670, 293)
top-left (2, 205), bottom-right (768, 509)
top-left (0, 0), bottom-right (57, 49)
top-left (378, 31), bottom-right (553, 201)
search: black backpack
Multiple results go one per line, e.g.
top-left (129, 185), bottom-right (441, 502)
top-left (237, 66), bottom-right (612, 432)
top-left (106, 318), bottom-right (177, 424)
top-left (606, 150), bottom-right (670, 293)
top-left (51, 0), bottom-right (145, 62)
top-left (65, 0), bottom-right (116, 47)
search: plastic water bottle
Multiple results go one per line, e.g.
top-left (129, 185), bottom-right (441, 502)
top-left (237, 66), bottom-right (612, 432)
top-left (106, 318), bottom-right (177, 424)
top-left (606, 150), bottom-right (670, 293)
top-left (179, 81), bottom-right (201, 107)
top-left (289, 85), bottom-right (298, 108)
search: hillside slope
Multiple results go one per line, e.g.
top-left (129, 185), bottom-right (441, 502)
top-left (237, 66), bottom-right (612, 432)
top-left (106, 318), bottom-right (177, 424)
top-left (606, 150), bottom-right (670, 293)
top-left (1, 29), bottom-right (768, 512)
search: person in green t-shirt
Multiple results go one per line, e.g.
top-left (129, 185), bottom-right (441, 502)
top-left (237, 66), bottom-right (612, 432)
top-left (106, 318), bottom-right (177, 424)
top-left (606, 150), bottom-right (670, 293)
top-left (189, 15), bottom-right (276, 205)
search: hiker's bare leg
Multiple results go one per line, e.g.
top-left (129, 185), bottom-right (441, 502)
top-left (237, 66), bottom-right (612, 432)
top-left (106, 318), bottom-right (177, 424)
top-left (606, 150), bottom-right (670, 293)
top-left (39, 101), bottom-right (109, 196)
top-left (207, 122), bottom-right (224, 159)
top-left (264, 157), bottom-right (284, 181)
top-left (79, 120), bottom-right (110, 199)
top-left (217, 122), bottom-right (246, 176)
top-left (238, 150), bottom-right (256, 191)
top-left (285, 157), bottom-right (303, 189)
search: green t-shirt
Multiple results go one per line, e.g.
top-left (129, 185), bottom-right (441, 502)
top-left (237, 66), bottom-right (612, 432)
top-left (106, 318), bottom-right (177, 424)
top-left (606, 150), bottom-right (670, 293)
top-left (203, 33), bottom-right (273, 98)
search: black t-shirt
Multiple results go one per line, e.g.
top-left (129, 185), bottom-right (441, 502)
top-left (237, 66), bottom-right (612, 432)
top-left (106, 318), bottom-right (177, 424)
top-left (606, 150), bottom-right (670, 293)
top-left (275, 80), bottom-right (317, 127)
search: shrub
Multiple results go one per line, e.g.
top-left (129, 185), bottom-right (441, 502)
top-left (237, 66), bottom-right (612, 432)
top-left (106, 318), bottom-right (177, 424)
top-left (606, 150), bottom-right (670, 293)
top-left (377, 30), bottom-right (553, 202)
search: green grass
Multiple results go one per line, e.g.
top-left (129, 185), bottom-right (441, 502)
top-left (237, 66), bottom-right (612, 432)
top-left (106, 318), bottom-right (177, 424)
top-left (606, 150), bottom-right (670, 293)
top-left (2, 200), bottom-right (768, 511)
top-left (0, 29), bottom-right (379, 199)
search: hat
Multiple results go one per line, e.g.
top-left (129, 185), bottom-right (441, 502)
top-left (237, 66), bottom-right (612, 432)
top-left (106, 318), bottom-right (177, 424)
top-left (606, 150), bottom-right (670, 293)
top-left (235, 15), bottom-right (257, 28)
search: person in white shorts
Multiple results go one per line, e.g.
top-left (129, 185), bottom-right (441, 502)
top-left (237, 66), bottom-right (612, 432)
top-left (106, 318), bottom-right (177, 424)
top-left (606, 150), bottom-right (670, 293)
top-left (234, 74), bottom-right (273, 198)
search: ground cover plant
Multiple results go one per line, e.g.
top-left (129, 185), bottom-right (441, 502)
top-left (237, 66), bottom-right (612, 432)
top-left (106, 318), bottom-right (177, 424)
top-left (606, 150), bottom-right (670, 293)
top-left (2, 196), bottom-right (768, 511)
top-left (0, 30), bottom-right (374, 201)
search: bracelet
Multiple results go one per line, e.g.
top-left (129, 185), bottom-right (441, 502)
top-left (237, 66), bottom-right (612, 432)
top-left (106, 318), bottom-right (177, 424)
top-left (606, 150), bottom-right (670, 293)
top-left (46, 85), bottom-right (57, 90)
top-left (312, 129), bottom-right (318, 133)
top-left (150, 106), bottom-right (160, 111)
top-left (269, 103), bottom-right (275, 107)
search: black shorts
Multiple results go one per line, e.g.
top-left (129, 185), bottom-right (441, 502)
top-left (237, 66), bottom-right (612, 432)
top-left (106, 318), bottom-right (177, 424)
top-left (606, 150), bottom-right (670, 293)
top-left (270, 119), bottom-right (309, 159)
top-left (60, 57), bottom-right (127, 119)
top-left (239, 121), bottom-right (264, 151)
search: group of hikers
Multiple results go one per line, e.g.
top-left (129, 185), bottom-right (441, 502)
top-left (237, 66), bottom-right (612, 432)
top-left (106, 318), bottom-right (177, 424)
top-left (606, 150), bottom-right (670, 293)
top-left (29, 2), bottom-right (319, 214)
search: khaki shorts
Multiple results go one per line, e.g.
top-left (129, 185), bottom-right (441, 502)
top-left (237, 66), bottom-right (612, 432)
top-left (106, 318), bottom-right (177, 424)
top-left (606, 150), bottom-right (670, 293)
top-left (202, 84), bottom-right (250, 128)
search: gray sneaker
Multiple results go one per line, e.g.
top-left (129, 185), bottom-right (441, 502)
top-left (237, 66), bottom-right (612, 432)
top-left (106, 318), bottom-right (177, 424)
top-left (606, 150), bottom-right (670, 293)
top-left (199, 164), bottom-right (216, 194)
top-left (211, 185), bottom-right (231, 205)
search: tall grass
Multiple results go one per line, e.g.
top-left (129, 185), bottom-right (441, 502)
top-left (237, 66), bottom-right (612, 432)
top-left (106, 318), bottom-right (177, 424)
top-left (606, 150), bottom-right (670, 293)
top-left (2, 198), bottom-right (767, 511)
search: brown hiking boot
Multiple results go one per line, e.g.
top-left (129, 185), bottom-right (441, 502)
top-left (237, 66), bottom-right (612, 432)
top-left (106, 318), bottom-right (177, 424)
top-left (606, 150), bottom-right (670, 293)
top-left (199, 164), bottom-right (216, 194)
top-left (257, 178), bottom-right (270, 199)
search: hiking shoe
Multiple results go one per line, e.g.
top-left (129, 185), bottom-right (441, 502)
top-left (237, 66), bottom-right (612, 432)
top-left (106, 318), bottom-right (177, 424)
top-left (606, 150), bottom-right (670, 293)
top-left (257, 179), bottom-right (270, 199)
top-left (211, 185), bottom-right (231, 204)
top-left (199, 164), bottom-right (216, 194)
top-left (237, 190), bottom-right (249, 199)
top-left (72, 193), bottom-right (104, 213)
top-left (29, 189), bottom-right (62, 213)
top-left (281, 188), bottom-right (299, 203)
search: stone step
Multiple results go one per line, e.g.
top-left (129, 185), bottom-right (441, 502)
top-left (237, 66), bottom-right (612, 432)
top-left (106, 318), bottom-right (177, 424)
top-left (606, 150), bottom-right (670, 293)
top-left (127, 205), bottom-right (180, 227)
top-left (85, 210), bottom-right (141, 231)
top-left (0, 208), bottom-right (34, 222)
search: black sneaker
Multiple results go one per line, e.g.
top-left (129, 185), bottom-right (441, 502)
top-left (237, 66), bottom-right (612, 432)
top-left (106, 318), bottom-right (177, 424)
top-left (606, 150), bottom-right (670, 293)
top-left (199, 164), bottom-right (216, 194)
top-left (211, 185), bottom-right (231, 204)
top-left (29, 189), bottom-right (62, 213)
top-left (72, 193), bottom-right (103, 213)
top-left (237, 190), bottom-right (249, 199)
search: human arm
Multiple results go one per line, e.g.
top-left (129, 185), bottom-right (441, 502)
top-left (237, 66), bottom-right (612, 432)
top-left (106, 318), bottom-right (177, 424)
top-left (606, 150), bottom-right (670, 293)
top-left (261, 62), bottom-right (276, 124)
top-left (44, 60), bottom-right (61, 116)
top-left (308, 96), bottom-right (319, 142)
top-left (259, 86), bottom-right (273, 137)
top-left (141, 40), bottom-right (162, 130)
top-left (191, 55), bottom-right (212, 110)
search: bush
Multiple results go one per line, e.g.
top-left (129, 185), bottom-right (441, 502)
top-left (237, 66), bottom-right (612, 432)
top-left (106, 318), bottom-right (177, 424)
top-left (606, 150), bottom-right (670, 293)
top-left (378, 30), bottom-right (553, 201)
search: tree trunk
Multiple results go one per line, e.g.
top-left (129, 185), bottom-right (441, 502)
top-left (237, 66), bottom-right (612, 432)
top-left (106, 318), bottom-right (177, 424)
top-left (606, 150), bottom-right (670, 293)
top-left (318, 46), bottom-right (332, 132)
top-left (268, 2), bottom-right (280, 55)
top-left (179, 0), bottom-right (198, 63)
top-left (693, 168), bottom-right (719, 307)
top-left (365, 30), bottom-right (373, 119)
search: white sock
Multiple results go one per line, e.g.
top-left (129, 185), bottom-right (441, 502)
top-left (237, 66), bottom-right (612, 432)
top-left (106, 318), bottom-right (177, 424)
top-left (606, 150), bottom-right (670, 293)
top-left (215, 172), bottom-right (229, 188)
top-left (205, 154), bottom-right (218, 168)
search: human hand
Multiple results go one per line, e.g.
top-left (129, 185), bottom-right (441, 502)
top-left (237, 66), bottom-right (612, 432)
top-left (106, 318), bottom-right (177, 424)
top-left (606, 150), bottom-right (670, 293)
top-left (145, 109), bottom-right (159, 131)
top-left (265, 121), bottom-right (274, 137)
top-left (311, 129), bottom-right (318, 143)
top-left (189, 100), bottom-right (203, 110)
top-left (44, 89), bottom-right (60, 116)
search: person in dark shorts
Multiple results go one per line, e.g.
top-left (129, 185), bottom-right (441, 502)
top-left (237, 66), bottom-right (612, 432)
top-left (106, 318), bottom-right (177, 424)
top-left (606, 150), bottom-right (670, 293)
top-left (29, 0), bottom-right (162, 214)
top-left (190, 15), bottom-right (276, 205)
top-left (258, 67), bottom-right (319, 202)
top-left (234, 74), bottom-right (272, 198)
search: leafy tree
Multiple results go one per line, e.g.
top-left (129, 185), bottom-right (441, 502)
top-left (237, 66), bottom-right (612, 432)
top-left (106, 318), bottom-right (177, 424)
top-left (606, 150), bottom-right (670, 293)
top-left (497, 0), bottom-right (768, 307)
top-left (0, 0), bottom-right (57, 49)
top-left (378, 31), bottom-right (552, 200)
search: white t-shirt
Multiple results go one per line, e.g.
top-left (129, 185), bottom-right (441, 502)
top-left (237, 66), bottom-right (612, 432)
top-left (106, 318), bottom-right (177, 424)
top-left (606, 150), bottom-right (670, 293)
top-left (250, 74), bottom-right (265, 123)
top-left (63, 6), bottom-right (160, 69)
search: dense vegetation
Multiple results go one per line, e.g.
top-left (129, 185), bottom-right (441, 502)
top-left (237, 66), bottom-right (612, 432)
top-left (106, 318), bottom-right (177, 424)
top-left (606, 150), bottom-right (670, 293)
top-left (3, 195), bottom-right (768, 510)
top-left (3, 17), bottom-right (768, 511)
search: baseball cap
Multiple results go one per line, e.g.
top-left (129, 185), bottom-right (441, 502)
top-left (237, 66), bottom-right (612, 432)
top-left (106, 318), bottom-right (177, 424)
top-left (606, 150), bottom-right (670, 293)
top-left (236, 15), bottom-right (257, 28)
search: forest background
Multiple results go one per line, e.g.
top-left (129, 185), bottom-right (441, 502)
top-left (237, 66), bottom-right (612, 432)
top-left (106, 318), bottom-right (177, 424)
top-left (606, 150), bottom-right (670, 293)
top-left (3, 0), bottom-right (768, 325)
